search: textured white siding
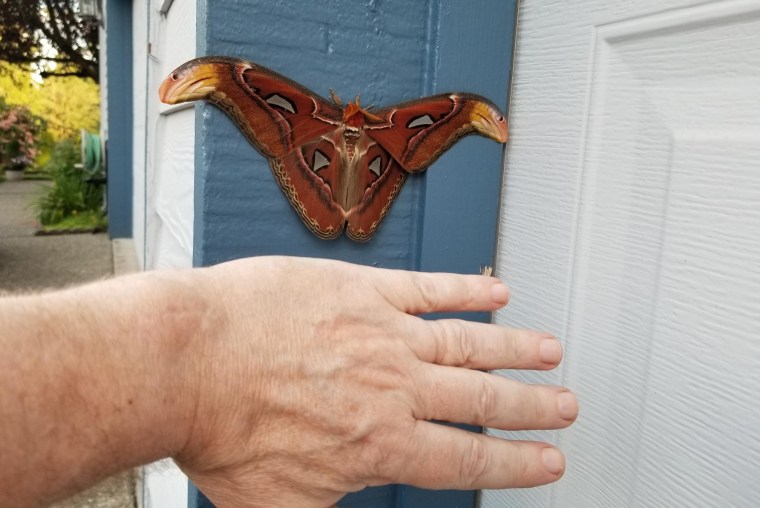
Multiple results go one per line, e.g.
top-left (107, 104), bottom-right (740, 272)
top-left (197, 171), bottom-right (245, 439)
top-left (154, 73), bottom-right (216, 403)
top-left (133, 0), bottom-right (196, 505)
top-left (484, 0), bottom-right (760, 507)
top-left (99, 6), bottom-right (108, 142)
top-left (132, 0), bottom-right (147, 268)
top-left (133, 0), bottom-right (195, 270)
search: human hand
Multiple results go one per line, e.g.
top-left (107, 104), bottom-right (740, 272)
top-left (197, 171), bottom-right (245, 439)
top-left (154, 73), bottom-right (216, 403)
top-left (174, 256), bottom-right (577, 507)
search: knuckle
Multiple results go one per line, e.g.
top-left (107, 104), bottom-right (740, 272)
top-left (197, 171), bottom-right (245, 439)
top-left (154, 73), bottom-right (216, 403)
top-left (427, 321), bottom-right (447, 364)
top-left (520, 329), bottom-right (539, 363)
top-left (454, 320), bottom-right (475, 365)
top-left (459, 438), bottom-right (490, 488)
top-left (477, 374), bottom-right (499, 424)
top-left (413, 274), bottom-right (439, 311)
top-left (434, 320), bottom-right (475, 365)
top-left (461, 279), bottom-right (477, 308)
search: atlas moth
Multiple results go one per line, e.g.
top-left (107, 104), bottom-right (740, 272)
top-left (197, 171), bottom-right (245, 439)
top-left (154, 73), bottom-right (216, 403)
top-left (159, 56), bottom-right (507, 241)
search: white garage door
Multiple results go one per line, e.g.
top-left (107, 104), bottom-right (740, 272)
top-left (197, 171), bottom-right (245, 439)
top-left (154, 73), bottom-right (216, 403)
top-left (132, 1), bottom-right (195, 505)
top-left (485, 0), bottom-right (760, 507)
top-left (134, 0), bottom-right (196, 270)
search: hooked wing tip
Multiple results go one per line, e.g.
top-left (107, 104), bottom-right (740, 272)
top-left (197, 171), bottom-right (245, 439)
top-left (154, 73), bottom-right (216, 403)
top-left (469, 102), bottom-right (508, 143)
top-left (158, 60), bottom-right (224, 104)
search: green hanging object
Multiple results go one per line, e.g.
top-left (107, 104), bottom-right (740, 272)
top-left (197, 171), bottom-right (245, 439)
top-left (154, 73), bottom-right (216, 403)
top-left (81, 130), bottom-right (103, 175)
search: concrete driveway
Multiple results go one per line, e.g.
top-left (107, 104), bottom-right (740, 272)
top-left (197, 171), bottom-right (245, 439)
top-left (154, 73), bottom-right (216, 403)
top-left (0, 180), bottom-right (113, 292)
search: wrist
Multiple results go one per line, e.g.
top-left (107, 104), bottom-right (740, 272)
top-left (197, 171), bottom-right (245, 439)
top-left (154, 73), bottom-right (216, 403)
top-left (55, 268), bottom-right (214, 466)
top-left (124, 269), bottom-right (215, 461)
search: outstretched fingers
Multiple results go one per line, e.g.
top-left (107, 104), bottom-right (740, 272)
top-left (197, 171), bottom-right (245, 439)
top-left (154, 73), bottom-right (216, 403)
top-left (359, 264), bottom-right (576, 494)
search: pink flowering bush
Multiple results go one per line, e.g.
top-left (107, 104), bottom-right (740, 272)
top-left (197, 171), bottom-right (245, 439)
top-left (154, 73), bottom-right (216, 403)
top-left (0, 98), bottom-right (46, 171)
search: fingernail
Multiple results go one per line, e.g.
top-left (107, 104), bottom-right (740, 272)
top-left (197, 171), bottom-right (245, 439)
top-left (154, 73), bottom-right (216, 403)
top-left (491, 283), bottom-right (509, 304)
top-left (542, 448), bottom-right (565, 475)
top-left (557, 391), bottom-right (578, 421)
top-left (539, 338), bottom-right (562, 364)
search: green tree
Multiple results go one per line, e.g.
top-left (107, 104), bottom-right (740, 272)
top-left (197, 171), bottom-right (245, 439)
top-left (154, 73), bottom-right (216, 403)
top-left (0, 61), bottom-right (40, 106)
top-left (36, 74), bottom-right (99, 139)
top-left (0, 61), bottom-right (99, 141)
top-left (0, 0), bottom-right (99, 82)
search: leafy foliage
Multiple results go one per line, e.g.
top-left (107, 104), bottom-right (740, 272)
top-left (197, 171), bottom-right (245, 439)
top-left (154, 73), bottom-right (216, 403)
top-left (0, 96), bottom-right (47, 170)
top-left (40, 75), bottom-right (100, 140)
top-left (38, 209), bottom-right (107, 232)
top-left (36, 139), bottom-right (104, 226)
top-left (0, 62), bottom-right (99, 170)
top-left (0, 0), bottom-right (99, 82)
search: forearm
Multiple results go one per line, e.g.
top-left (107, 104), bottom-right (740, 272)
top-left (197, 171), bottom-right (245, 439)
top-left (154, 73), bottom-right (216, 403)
top-left (0, 271), bottom-right (205, 506)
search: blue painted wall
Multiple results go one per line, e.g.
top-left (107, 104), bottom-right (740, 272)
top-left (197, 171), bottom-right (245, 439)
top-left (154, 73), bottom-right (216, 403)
top-left (105, 0), bottom-right (133, 238)
top-left (192, 0), bottom-right (516, 506)
top-left (194, 0), bottom-right (437, 269)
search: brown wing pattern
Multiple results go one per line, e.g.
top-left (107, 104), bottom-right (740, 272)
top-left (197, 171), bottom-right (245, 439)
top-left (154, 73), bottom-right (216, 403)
top-left (159, 57), bottom-right (507, 241)
top-left (366, 93), bottom-right (507, 172)
top-left (159, 56), bottom-right (342, 159)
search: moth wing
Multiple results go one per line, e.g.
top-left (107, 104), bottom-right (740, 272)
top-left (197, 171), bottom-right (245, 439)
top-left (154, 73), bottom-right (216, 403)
top-left (270, 145), bottom-right (345, 240)
top-left (160, 56), bottom-right (343, 159)
top-left (345, 142), bottom-right (407, 242)
top-left (365, 93), bottom-right (507, 172)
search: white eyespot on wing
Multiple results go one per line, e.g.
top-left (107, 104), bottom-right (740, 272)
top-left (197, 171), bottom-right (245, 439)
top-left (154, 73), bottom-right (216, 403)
top-left (368, 156), bottom-right (382, 177)
top-left (265, 94), bottom-right (297, 114)
top-left (312, 150), bottom-right (330, 172)
top-left (407, 114), bottom-right (434, 129)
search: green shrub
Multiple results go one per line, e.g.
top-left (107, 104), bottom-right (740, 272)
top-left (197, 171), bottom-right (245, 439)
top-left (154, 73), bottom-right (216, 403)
top-left (36, 139), bottom-right (105, 226)
top-left (32, 131), bottom-right (56, 171)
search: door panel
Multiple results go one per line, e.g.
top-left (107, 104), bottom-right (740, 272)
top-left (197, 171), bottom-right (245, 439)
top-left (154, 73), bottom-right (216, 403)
top-left (145, 0), bottom-right (195, 270)
top-left (138, 0), bottom-right (196, 505)
top-left (485, 1), bottom-right (760, 507)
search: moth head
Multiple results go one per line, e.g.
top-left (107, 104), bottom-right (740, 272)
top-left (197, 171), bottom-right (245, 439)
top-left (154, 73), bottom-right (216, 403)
top-left (469, 102), bottom-right (508, 143)
top-left (343, 96), bottom-right (383, 128)
top-left (159, 60), bottom-right (223, 104)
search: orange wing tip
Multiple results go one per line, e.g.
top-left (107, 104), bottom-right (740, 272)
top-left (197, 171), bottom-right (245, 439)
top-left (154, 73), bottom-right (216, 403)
top-left (469, 102), bottom-right (508, 143)
top-left (158, 62), bottom-right (222, 104)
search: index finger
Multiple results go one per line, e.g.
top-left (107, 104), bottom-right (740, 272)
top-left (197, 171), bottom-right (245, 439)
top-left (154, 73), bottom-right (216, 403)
top-left (374, 270), bottom-right (510, 315)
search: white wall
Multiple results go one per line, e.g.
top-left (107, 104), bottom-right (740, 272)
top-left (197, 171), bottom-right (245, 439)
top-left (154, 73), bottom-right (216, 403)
top-left (138, 459), bottom-right (188, 508)
top-left (132, 0), bottom-right (196, 505)
top-left (98, 6), bottom-right (108, 143)
top-left (131, 0), bottom-right (147, 268)
top-left (485, 1), bottom-right (760, 507)
top-left (133, 0), bottom-right (196, 271)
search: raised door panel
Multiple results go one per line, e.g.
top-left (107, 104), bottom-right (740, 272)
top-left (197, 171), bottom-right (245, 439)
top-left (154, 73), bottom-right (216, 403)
top-left (139, 0), bottom-right (196, 505)
top-left (485, 1), bottom-right (760, 507)
top-left (145, 0), bottom-right (195, 269)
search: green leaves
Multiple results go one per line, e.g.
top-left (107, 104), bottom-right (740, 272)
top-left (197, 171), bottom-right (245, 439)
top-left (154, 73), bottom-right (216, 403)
top-left (35, 139), bottom-right (104, 226)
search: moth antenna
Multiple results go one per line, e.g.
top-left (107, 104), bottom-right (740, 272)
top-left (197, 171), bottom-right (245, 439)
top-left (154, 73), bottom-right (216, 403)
top-left (355, 94), bottom-right (361, 106)
top-left (362, 109), bottom-right (383, 122)
top-left (329, 89), bottom-right (342, 106)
